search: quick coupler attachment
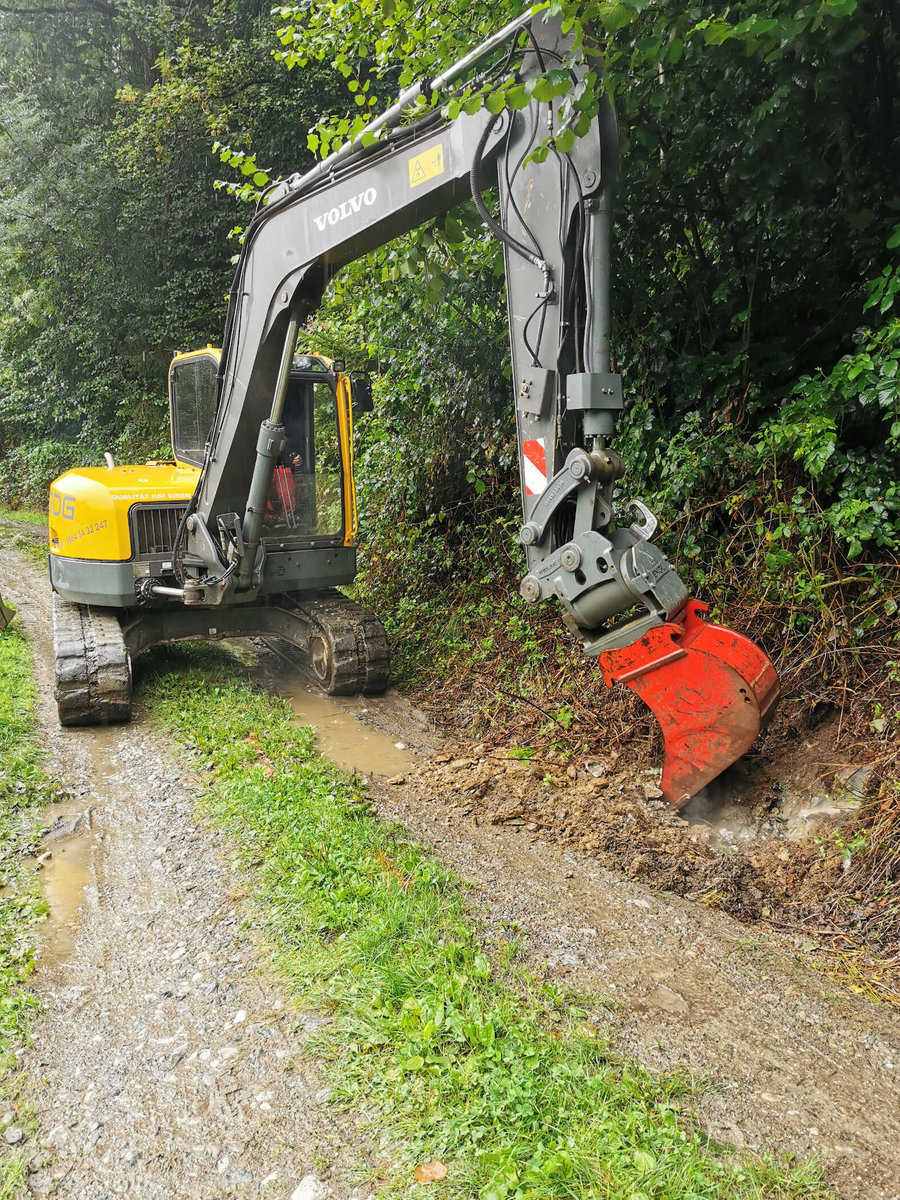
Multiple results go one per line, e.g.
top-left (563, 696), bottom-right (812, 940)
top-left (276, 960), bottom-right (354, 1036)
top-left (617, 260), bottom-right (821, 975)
top-left (597, 599), bottom-right (780, 807)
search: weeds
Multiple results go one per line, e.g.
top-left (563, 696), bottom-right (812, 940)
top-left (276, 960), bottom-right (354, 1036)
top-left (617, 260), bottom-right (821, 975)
top-left (0, 508), bottom-right (47, 567)
top-left (0, 508), bottom-right (44, 529)
top-left (144, 643), bottom-right (829, 1200)
top-left (0, 623), bottom-right (51, 1069)
top-left (0, 1150), bottom-right (27, 1198)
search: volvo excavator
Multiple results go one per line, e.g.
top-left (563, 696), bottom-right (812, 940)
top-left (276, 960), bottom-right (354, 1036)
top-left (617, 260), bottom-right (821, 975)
top-left (47, 10), bottom-right (779, 807)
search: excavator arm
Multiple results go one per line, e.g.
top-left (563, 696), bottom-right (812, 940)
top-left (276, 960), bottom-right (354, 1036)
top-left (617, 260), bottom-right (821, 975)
top-left (173, 9), bottom-right (779, 805)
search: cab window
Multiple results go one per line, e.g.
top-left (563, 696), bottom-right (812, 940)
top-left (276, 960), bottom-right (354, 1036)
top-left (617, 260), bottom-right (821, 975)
top-left (263, 376), bottom-right (344, 542)
top-left (170, 355), bottom-right (217, 467)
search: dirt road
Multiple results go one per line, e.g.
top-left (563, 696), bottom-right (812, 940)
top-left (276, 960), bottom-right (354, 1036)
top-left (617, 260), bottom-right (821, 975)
top-left (1, 547), bottom-right (371, 1198)
top-left (1, 538), bottom-right (899, 1199)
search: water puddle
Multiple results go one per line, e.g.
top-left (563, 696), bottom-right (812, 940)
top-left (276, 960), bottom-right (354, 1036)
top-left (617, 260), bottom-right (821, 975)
top-left (39, 827), bottom-right (97, 967)
top-left (280, 681), bottom-right (415, 778)
top-left (37, 727), bottom-right (118, 967)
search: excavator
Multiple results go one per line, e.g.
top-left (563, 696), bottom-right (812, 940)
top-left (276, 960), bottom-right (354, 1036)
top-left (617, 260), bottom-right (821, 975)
top-left (47, 10), bottom-right (779, 807)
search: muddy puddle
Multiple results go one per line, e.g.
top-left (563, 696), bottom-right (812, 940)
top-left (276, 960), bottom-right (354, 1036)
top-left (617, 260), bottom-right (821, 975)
top-left (36, 727), bottom-right (118, 967)
top-left (39, 823), bottom-right (97, 966)
top-left (280, 680), bottom-right (415, 777)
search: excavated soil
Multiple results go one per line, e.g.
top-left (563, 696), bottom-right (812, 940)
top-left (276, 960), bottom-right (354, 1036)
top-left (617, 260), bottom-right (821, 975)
top-left (1, 529), bottom-right (900, 1199)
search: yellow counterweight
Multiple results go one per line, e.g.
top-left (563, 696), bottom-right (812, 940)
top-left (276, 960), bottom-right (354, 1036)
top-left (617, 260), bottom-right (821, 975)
top-left (49, 462), bottom-right (199, 564)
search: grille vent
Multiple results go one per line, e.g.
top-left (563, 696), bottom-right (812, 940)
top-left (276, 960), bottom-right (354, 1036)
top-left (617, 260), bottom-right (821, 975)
top-left (130, 504), bottom-right (188, 558)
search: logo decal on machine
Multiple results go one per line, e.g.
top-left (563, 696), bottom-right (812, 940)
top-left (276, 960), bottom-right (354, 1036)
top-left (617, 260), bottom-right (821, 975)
top-left (313, 187), bottom-right (378, 232)
top-left (522, 438), bottom-right (547, 496)
top-left (408, 144), bottom-right (444, 188)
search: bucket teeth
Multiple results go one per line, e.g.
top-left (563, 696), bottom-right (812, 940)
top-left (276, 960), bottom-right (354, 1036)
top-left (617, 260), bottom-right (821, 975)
top-left (597, 600), bottom-right (779, 807)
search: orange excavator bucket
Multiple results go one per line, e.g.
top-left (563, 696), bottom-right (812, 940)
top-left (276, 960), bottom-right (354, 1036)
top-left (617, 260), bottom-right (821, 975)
top-left (597, 600), bottom-right (779, 808)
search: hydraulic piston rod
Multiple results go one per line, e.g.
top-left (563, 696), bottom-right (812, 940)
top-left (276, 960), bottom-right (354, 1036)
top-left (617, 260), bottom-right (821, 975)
top-left (238, 315), bottom-right (300, 588)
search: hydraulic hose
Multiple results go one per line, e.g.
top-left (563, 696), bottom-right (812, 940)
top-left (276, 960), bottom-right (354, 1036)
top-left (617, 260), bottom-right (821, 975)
top-left (469, 116), bottom-right (549, 277)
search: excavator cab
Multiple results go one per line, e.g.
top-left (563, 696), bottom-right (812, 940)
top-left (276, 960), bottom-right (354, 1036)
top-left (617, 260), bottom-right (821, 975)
top-left (168, 348), bottom-right (357, 551)
top-left (168, 349), bottom-right (218, 469)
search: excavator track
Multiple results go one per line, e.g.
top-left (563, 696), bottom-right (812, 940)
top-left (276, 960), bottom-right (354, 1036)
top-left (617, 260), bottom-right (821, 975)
top-left (288, 589), bottom-right (390, 696)
top-left (52, 594), bottom-right (132, 726)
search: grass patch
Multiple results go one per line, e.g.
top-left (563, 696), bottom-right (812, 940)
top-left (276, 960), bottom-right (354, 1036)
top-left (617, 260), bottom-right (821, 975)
top-left (0, 625), bottom-right (50, 1068)
top-left (0, 1149), bottom-right (27, 1198)
top-left (143, 642), bottom-right (829, 1200)
top-left (0, 507), bottom-right (47, 568)
top-left (0, 508), bottom-right (44, 529)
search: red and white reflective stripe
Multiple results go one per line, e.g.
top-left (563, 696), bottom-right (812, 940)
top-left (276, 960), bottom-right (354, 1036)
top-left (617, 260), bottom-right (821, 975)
top-left (522, 437), bottom-right (548, 496)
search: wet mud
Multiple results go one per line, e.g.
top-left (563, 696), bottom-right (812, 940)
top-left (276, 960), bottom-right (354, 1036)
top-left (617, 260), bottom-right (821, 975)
top-left (35, 727), bottom-right (117, 967)
top-left (269, 672), bottom-right (415, 779)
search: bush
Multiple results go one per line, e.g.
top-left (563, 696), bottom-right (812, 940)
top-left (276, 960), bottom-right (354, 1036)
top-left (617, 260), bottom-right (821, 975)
top-left (0, 440), bottom-right (76, 510)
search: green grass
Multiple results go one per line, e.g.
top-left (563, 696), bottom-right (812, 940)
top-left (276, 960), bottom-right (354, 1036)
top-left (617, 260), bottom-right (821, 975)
top-left (0, 508), bottom-right (44, 528)
top-left (0, 506), bottom-right (47, 567)
top-left (0, 1149), bottom-right (27, 1198)
top-left (142, 642), bottom-right (829, 1200)
top-left (0, 624), bottom-right (49, 1190)
top-left (0, 625), bottom-right (49, 1066)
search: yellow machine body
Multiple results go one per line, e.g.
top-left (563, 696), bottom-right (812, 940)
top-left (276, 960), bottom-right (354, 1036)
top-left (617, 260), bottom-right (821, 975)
top-left (49, 462), bottom-right (200, 565)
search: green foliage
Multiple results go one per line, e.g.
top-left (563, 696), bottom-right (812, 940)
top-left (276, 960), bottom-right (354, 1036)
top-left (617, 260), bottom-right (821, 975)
top-left (275, 0), bottom-right (900, 719)
top-left (0, 442), bottom-right (83, 512)
top-left (296, 0), bottom-right (894, 425)
top-left (0, 626), bottom-right (51, 1064)
top-left (765, 321), bottom-right (900, 558)
top-left (144, 643), bottom-right (830, 1200)
top-left (0, 0), bottom-right (348, 473)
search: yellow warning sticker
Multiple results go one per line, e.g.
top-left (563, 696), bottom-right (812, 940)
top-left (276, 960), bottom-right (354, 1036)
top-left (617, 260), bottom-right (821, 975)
top-left (408, 144), bottom-right (445, 189)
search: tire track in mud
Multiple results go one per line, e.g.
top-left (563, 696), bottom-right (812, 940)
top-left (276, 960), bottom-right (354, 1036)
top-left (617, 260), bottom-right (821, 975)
top-left (1, 541), bottom-right (900, 1199)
